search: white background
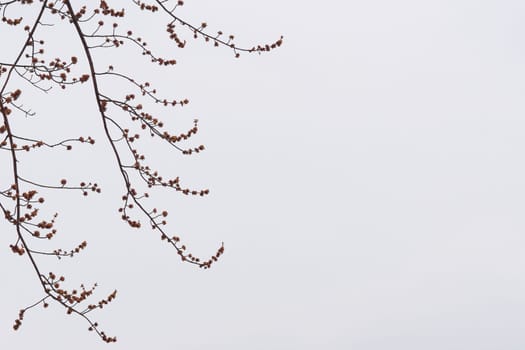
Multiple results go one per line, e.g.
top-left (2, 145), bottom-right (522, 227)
top-left (2, 0), bottom-right (525, 349)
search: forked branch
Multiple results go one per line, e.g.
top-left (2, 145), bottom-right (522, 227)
top-left (1, 0), bottom-right (281, 342)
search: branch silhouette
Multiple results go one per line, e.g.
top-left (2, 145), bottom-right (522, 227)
top-left (0, 0), bottom-right (281, 342)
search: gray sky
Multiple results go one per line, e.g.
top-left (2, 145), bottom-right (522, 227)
top-left (2, 0), bottom-right (525, 349)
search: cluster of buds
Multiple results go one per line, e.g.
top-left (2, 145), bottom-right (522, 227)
top-left (53, 240), bottom-right (88, 259)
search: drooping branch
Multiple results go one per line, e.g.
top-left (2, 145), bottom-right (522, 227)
top-left (1, 0), bottom-right (281, 342)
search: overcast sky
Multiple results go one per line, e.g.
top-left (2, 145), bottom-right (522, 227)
top-left (2, 0), bottom-right (525, 349)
